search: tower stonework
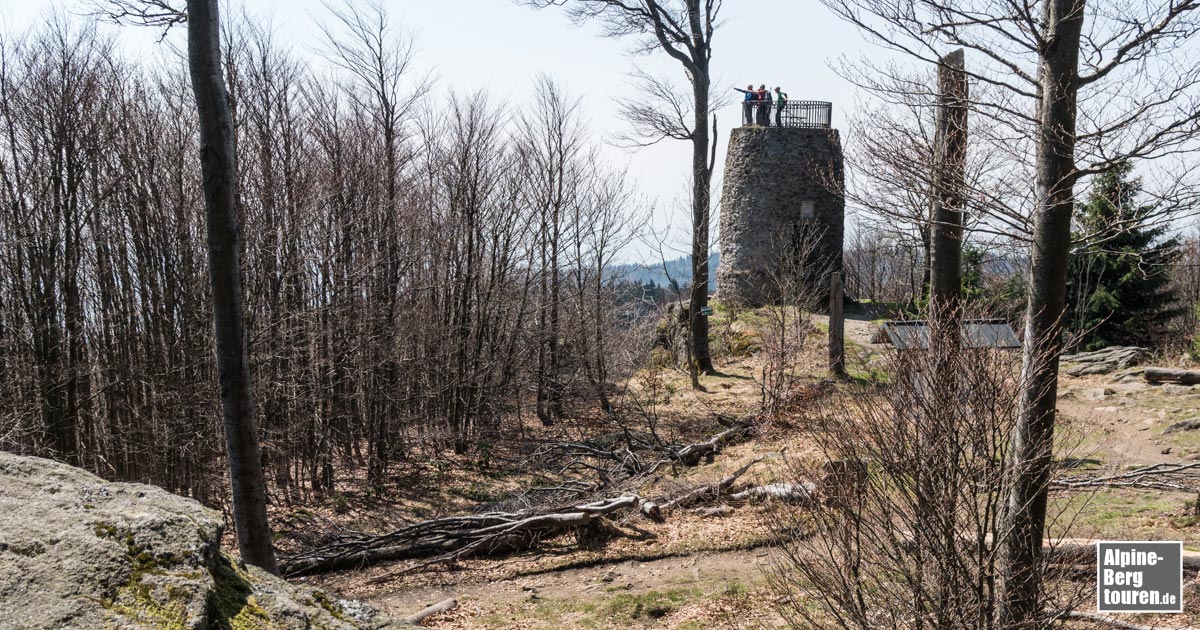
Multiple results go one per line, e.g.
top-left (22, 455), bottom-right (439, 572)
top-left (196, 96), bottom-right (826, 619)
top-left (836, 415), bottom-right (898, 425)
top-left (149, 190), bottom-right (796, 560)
top-left (717, 125), bottom-right (845, 307)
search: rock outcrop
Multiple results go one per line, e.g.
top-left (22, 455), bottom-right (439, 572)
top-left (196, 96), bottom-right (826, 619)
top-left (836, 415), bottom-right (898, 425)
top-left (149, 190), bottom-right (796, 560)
top-left (1061, 346), bottom-right (1151, 376)
top-left (0, 452), bottom-right (404, 630)
top-left (1164, 418), bottom-right (1200, 433)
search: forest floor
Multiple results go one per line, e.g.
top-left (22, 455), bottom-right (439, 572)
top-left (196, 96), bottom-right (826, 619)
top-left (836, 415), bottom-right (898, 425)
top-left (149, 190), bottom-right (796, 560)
top-left (286, 304), bottom-right (1200, 629)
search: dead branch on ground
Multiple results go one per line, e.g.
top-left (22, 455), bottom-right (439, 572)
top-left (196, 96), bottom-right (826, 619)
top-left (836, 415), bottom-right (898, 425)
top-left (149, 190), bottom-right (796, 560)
top-left (1052, 462), bottom-right (1200, 492)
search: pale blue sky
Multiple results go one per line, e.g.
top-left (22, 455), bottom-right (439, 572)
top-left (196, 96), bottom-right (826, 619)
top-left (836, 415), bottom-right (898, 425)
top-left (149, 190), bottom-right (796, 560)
top-left (3, 0), bottom-right (875, 261)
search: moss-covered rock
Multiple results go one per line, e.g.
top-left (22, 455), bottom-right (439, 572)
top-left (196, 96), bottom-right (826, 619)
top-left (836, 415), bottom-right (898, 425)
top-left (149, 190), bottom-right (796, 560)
top-left (0, 452), bottom-right (407, 629)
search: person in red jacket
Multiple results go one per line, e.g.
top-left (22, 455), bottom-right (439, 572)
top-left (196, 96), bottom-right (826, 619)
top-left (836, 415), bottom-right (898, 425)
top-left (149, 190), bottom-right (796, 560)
top-left (755, 84), bottom-right (771, 126)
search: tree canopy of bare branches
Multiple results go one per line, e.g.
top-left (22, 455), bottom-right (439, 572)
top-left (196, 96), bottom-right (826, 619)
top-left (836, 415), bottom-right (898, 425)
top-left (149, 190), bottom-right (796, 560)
top-left (523, 0), bottom-right (723, 384)
top-left (0, 9), bottom-right (647, 533)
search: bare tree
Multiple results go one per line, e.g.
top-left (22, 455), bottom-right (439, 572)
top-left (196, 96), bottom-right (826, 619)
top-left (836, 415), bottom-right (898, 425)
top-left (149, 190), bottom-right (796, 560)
top-left (1171, 232), bottom-right (1200, 355)
top-left (819, 0), bottom-right (1200, 622)
top-left (767, 338), bottom-right (1093, 629)
top-left (841, 64), bottom-right (1026, 309)
top-left (317, 0), bottom-right (422, 482)
top-left (927, 49), bottom-right (967, 325)
top-left (88, 0), bottom-right (278, 571)
top-left (523, 0), bottom-right (722, 381)
top-left (186, 0), bottom-right (277, 573)
top-left (514, 76), bottom-right (585, 424)
top-left (758, 224), bottom-right (830, 412)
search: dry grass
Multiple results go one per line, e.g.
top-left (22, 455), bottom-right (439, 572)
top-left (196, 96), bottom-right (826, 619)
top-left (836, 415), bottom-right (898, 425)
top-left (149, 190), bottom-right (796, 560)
top-left (281, 305), bottom-right (1200, 628)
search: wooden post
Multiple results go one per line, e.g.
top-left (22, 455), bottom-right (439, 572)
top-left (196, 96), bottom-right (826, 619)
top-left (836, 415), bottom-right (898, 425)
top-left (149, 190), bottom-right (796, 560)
top-left (829, 271), bottom-right (845, 377)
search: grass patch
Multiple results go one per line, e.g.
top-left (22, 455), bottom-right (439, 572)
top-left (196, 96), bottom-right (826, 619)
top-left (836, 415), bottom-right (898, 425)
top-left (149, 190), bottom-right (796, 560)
top-left (604, 587), bottom-right (702, 621)
top-left (1053, 488), bottom-right (1196, 542)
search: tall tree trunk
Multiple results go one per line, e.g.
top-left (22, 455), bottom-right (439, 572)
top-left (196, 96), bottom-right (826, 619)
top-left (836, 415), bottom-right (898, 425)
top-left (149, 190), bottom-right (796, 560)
top-left (690, 75), bottom-right (714, 376)
top-left (186, 0), bottom-right (277, 574)
top-left (999, 0), bottom-right (1084, 622)
top-left (923, 49), bottom-right (969, 628)
top-left (928, 48), bottom-right (967, 325)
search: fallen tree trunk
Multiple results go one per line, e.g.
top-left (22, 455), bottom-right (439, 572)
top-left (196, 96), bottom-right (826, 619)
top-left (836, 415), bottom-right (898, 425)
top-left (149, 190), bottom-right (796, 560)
top-left (279, 495), bottom-right (652, 576)
top-left (1045, 538), bottom-right (1200, 570)
top-left (730, 482), bottom-right (815, 504)
top-left (280, 455), bottom-right (772, 577)
top-left (691, 506), bottom-right (735, 518)
top-left (668, 419), bottom-right (756, 466)
top-left (404, 598), bottom-right (458, 625)
top-left (1144, 367), bottom-right (1200, 385)
top-left (890, 533), bottom-right (1200, 570)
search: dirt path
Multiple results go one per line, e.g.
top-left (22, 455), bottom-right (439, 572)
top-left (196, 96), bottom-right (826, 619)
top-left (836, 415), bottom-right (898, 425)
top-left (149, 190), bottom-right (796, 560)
top-left (361, 547), bottom-right (778, 628)
top-left (369, 547), bottom-right (770, 615)
top-left (810, 312), bottom-right (878, 348)
top-left (1057, 378), bottom-right (1200, 466)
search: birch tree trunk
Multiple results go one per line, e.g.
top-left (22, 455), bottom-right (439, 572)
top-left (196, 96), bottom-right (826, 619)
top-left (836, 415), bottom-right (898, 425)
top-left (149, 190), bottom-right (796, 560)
top-left (186, 0), bottom-right (277, 574)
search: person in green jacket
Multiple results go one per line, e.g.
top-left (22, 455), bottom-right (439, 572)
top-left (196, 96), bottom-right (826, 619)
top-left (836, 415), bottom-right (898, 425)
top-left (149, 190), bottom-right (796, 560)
top-left (774, 87), bottom-right (788, 127)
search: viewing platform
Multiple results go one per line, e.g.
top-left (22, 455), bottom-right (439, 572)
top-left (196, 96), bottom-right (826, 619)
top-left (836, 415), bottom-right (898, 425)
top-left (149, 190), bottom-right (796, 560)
top-left (741, 100), bottom-right (833, 128)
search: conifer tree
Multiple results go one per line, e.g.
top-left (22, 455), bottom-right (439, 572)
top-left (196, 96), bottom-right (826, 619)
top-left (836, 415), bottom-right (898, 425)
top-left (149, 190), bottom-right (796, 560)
top-left (1068, 162), bottom-right (1181, 349)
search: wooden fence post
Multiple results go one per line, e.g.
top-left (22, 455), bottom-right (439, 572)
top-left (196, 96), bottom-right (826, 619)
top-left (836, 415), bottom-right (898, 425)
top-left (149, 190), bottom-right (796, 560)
top-left (829, 271), bottom-right (845, 377)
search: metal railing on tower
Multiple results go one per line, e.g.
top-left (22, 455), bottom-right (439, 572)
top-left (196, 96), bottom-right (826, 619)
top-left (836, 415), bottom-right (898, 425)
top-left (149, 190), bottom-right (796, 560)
top-left (740, 100), bottom-right (832, 128)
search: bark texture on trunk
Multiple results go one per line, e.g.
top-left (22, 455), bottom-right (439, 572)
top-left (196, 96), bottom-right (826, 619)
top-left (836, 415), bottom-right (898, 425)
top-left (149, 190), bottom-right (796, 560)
top-left (999, 0), bottom-right (1085, 623)
top-left (928, 48), bottom-right (968, 324)
top-left (828, 271), bottom-right (845, 377)
top-left (186, 0), bottom-right (278, 574)
top-left (690, 74), bottom-right (714, 376)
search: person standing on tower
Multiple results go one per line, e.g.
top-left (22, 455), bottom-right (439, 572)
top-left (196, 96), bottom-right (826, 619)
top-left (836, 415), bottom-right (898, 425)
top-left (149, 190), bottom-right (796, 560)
top-left (733, 84), bottom-right (757, 125)
top-left (756, 84), bottom-right (770, 125)
top-left (774, 87), bottom-right (788, 126)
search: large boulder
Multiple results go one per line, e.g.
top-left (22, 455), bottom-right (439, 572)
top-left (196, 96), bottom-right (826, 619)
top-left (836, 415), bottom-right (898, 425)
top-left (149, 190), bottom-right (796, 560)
top-left (0, 452), bottom-right (404, 630)
top-left (1061, 346), bottom-right (1151, 376)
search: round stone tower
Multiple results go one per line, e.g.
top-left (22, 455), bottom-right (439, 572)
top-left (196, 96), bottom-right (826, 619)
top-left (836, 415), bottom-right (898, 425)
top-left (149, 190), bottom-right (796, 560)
top-left (717, 112), bottom-right (845, 307)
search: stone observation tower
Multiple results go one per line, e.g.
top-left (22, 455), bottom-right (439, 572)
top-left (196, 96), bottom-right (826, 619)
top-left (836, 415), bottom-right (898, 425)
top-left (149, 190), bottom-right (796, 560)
top-left (716, 101), bottom-right (844, 307)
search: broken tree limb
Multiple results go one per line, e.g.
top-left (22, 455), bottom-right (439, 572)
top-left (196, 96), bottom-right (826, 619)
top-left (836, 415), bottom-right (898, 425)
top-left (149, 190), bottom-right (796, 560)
top-left (729, 482), bottom-right (816, 504)
top-left (1145, 367), bottom-right (1200, 385)
top-left (404, 598), bottom-right (458, 625)
top-left (667, 418), bottom-right (757, 466)
top-left (1052, 461), bottom-right (1200, 492)
top-left (660, 457), bottom-right (763, 513)
top-left (530, 415), bottom-right (757, 487)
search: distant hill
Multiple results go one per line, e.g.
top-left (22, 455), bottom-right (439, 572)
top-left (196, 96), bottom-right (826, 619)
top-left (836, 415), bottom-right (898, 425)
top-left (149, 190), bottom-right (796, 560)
top-left (609, 253), bottom-right (720, 293)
